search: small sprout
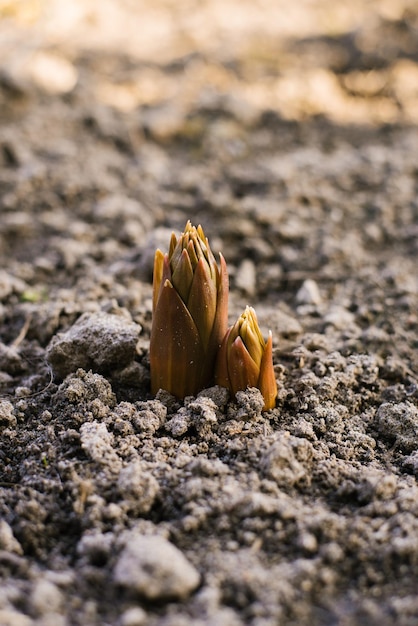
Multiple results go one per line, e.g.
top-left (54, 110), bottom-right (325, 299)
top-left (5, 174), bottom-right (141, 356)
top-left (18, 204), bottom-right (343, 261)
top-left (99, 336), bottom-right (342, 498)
top-left (215, 306), bottom-right (278, 410)
top-left (150, 221), bottom-right (228, 398)
top-left (20, 288), bottom-right (47, 303)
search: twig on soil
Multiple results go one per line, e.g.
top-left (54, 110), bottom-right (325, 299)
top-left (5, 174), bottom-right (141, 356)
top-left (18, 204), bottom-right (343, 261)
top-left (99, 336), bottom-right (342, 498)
top-left (10, 313), bottom-right (32, 348)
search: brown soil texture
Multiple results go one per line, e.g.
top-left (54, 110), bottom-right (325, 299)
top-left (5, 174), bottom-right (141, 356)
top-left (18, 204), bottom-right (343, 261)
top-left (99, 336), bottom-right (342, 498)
top-left (1, 2), bottom-right (418, 625)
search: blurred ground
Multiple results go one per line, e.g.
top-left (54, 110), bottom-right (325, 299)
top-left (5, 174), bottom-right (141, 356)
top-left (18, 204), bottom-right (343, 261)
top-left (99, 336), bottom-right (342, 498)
top-left (2, 0), bottom-right (418, 124)
top-left (1, 2), bottom-right (418, 626)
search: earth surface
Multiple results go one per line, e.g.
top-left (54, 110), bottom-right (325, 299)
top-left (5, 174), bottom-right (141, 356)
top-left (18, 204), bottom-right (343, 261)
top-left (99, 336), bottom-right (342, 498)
top-left (1, 1), bottom-right (418, 625)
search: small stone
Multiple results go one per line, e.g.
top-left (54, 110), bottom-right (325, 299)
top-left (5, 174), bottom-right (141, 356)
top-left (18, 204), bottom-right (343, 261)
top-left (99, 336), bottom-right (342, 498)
top-left (296, 279), bottom-right (322, 305)
top-left (235, 259), bottom-right (256, 296)
top-left (376, 401), bottom-right (418, 453)
top-left (113, 534), bottom-right (200, 601)
top-left (0, 520), bottom-right (23, 554)
top-left (28, 51), bottom-right (78, 94)
top-left (14, 386), bottom-right (31, 398)
top-left (0, 610), bottom-right (33, 626)
top-left (297, 532), bottom-right (318, 554)
top-left (0, 400), bottom-right (16, 428)
top-left (46, 312), bottom-right (141, 378)
top-left (30, 578), bottom-right (63, 616)
top-left (119, 607), bottom-right (147, 626)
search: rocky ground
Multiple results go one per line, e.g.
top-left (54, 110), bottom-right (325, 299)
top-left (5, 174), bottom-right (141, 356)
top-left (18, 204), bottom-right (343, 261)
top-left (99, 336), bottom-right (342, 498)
top-left (1, 1), bottom-right (418, 625)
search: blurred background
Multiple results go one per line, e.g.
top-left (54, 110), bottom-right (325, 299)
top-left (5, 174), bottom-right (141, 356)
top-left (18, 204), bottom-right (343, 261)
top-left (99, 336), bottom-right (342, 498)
top-left (1, 0), bottom-right (418, 321)
top-left (1, 0), bottom-right (418, 124)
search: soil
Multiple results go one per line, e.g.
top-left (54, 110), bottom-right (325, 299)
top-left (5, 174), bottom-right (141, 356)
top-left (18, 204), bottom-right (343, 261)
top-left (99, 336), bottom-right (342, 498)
top-left (1, 1), bottom-right (418, 625)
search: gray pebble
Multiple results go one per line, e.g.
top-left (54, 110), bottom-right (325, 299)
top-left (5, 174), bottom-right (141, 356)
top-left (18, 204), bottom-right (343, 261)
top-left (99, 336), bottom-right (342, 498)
top-left (0, 399), bottom-right (16, 429)
top-left (46, 312), bottom-right (141, 378)
top-left (377, 401), bottom-right (418, 453)
top-left (30, 578), bottom-right (63, 616)
top-left (235, 258), bottom-right (256, 296)
top-left (0, 610), bottom-right (33, 626)
top-left (119, 607), bottom-right (147, 626)
top-left (296, 279), bottom-right (322, 305)
top-left (113, 534), bottom-right (200, 600)
top-left (0, 520), bottom-right (23, 554)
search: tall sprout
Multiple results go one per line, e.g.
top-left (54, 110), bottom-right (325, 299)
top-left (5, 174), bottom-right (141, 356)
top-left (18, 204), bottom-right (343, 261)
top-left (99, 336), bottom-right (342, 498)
top-left (150, 221), bottom-right (228, 398)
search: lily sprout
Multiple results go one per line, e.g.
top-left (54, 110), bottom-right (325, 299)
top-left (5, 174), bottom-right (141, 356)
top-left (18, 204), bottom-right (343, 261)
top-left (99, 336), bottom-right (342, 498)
top-left (215, 306), bottom-right (277, 410)
top-left (150, 221), bottom-right (228, 398)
